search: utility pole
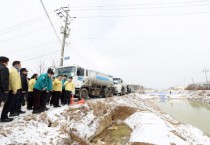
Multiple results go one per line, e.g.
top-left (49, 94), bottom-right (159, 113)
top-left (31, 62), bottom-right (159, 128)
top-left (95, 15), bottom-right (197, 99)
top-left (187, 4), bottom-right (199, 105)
top-left (55, 6), bottom-right (76, 67)
top-left (191, 77), bottom-right (196, 90)
top-left (203, 68), bottom-right (209, 89)
top-left (203, 68), bottom-right (209, 83)
top-left (60, 11), bottom-right (68, 67)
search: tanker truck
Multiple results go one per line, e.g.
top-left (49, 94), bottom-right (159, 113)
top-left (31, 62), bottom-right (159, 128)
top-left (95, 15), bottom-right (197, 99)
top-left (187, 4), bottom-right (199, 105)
top-left (113, 78), bottom-right (126, 96)
top-left (54, 65), bottom-right (115, 100)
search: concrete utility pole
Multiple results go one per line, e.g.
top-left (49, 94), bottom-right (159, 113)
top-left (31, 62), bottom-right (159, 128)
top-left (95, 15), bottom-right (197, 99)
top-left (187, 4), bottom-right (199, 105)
top-left (60, 12), bottom-right (69, 67)
top-left (55, 6), bottom-right (76, 67)
top-left (203, 68), bottom-right (209, 83)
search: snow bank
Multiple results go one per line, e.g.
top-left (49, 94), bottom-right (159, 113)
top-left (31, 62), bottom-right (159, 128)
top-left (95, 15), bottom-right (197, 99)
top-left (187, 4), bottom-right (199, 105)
top-left (125, 112), bottom-right (188, 145)
top-left (0, 93), bottom-right (209, 145)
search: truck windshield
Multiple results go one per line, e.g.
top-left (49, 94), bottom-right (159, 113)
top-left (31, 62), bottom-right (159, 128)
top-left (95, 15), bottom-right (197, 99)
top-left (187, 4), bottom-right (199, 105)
top-left (54, 66), bottom-right (76, 77)
top-left (113, 79), bottom-right (121, 84)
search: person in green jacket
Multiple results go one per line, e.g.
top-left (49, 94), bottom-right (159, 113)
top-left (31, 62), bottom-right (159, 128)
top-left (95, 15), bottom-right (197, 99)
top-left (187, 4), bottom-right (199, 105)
top-left (46, 76), bottom-right (53, 105)
top-left (32, 69), bottom-right (54, 114)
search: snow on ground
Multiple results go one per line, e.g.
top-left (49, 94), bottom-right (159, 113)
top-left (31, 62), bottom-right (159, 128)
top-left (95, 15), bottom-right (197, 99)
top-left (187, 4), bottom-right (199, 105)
top-left (125, 112), bottom-right (188, 145)
top-left (0, 93), bottom-right (209, 145)
top-left (125, 111), bottom-right (210, 145)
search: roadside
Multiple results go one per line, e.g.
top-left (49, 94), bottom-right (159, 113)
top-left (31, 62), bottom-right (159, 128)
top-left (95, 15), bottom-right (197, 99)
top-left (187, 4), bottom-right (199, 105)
top-left (0, 93), bottom-right (209, 145)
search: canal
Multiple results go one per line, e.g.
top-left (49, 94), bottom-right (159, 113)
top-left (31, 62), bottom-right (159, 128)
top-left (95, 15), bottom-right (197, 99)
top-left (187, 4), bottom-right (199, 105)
top-left (154, 98), bottom-right (210, 135)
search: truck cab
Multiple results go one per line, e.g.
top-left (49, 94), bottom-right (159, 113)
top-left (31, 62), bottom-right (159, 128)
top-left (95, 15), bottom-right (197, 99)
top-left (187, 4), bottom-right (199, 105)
top-left (113, 78), bottom-right (126, 96)
top-left (54, 65), bottom-right (89, 98)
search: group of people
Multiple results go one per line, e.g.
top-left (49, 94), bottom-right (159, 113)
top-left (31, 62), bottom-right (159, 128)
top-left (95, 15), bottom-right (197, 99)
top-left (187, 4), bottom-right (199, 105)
top-left (0, 56), bottom-right (75, 122)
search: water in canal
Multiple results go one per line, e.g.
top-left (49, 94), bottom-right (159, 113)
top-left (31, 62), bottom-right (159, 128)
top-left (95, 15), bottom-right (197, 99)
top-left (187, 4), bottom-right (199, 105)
top-left (91, 123), bottom-right (132, 145)
top-left (154, 98), bottom-right (210, 135)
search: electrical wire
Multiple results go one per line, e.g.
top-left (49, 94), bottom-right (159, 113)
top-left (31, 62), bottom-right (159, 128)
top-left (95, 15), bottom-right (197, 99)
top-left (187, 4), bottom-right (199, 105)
top-left (40, 0), bottom-right (62, 45)
top-left (0, 13), bottom-right (57, 36)
top-left (22, 49), bottom-right (60, 62)
top-left (77, 11), bottom-right (210, 19)
top-left (3, 40), bottom-right (59, 55)
top-left (69, 0), bottom-right (210, 8)
top-left (0, 22), bottom-right (60, 43)
top-left (71, 3), bottom-right (210, 11)
top-left (0, 11), bottom-right (55, 33)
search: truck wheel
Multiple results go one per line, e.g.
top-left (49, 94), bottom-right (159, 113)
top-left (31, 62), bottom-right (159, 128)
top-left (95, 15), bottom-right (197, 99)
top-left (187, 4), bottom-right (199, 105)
top-left (109, 91), bottom-right (113, 97)
top-left (102, 89), bottom-right (109, 98)
top-left (79, 88), bottom-right (89, 100)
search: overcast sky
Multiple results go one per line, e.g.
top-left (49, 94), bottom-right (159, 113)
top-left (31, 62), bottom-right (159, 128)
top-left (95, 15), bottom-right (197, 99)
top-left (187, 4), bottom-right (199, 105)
top-left (1, 0), bottom-right (210, 89)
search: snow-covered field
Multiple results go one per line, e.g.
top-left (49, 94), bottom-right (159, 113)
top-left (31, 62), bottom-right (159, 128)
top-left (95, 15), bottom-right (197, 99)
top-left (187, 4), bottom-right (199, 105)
top-left (0, 93), bottom-right (209, 145)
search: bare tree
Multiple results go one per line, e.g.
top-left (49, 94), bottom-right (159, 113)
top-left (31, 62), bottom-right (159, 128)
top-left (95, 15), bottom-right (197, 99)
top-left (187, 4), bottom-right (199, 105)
top-left (51, 56), bottom-right (60, 68)
top-left (34, 59), bottom-right (47, 75)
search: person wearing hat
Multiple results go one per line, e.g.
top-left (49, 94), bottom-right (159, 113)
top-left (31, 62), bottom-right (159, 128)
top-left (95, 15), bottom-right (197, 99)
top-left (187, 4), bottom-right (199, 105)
top-left (16, 68), bottom-right (28, 114)
top-left (32, 68), bottom-right (54, 114)
top-left (0, 56), bottom-right (12, 122)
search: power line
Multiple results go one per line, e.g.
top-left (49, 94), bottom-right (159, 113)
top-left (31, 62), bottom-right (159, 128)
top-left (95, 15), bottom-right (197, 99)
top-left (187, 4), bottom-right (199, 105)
top-left (0, 22), bottom-right (60, 43)
top-left (0, 13), bottom-right (57, 36)
top-left (71, 3), bottom-right (210, 11)
top-left (69, 0), bottom-right (210, 8)
top-left (23, 49), bottom-right (60, 62)
top-left (3, 40), bottom-right (59, 55)
top-left (77, 11), bottom-right (210, 18)
top-left (0, 11), bottom-right (55, 33)
top-left (40, 0), bottom-right (62, 45)
top-left (70, 36), bottom-right (210, 40)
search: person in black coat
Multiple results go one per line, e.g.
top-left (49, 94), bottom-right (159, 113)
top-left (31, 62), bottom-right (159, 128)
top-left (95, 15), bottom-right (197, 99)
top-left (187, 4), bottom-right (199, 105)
top-left (0, 56), bottom-right (13, 122)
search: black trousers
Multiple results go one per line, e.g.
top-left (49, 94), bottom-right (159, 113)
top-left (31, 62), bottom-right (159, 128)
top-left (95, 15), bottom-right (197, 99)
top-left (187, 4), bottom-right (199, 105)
top-left (50, 91), bottom-right (54, 105)
top-left (16, 92), bottom-right (25, 111)
top-left (33, 89), bottom-right (41, 110)
top-left (64, 91), bottom-right (72, 105)
top-left (46, 91), bottom-right (52, 104)
top-left (10, 91), bottom-right (21, 114)
top-left (27, 92), bottom-right (33, 109)
top-left (52, 91), bottom-right (61, 107)
top-left (1, 91), bottom-right (16, 119)
top-left (60, 89), bottom-right (65, 104)
top-left (40, 91), bottom-right (47, 110)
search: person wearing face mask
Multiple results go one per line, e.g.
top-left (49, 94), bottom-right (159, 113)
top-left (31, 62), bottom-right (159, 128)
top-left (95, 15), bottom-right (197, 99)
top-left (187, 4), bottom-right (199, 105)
top-left (0, 56), bottom-right (11, 122)
top-left (27, 73), bottom-right (38, 110)
top-left (8, 61), bottom-right (22, 117)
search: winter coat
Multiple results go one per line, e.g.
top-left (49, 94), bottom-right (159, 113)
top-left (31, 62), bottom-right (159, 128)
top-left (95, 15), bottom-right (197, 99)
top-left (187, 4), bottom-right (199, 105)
top-left (62, 79), bottom-right (66, 89)
top-left (53, 79), bottom-right (62, 92)
top-left (28, 79), bottom-right (36, 92)
top-left (33, 73), bottom-right (51, 91)
top-left (9, 67), bottom-right (22, 92)
top-left (64, 81), bottom-right (75, 92)
top-left (47, 78), bottom-right (53, 91)
top-left (20, 73), bottom-right (28, 92)
top-left (0, 63), bottom-right (9, 95)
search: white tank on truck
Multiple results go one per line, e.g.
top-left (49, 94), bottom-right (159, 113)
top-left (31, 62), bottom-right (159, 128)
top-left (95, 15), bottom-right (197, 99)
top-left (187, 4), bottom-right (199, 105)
top-left (54, 65), bottom-right (115, 99)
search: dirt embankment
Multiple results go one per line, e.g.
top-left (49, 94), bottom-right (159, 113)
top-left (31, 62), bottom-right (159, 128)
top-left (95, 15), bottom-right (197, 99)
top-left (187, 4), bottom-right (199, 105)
top-left (68, 99), bottom-right (138, 145)
top-left (185, 90), bottom-right (210, 104)
top-left (0, 93), bottom-right (209, 145)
